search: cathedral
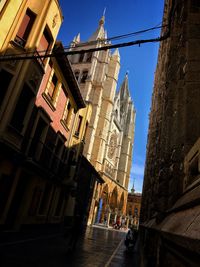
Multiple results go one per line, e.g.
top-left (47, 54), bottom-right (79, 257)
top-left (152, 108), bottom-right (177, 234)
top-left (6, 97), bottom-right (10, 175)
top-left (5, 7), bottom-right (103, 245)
top-left (68, 15), bottom-right (136, 225)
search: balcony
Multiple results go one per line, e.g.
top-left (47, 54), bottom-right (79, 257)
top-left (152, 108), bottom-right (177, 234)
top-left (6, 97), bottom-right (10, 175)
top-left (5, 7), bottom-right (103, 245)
top-left (14, 35), bottom-right (26, 48)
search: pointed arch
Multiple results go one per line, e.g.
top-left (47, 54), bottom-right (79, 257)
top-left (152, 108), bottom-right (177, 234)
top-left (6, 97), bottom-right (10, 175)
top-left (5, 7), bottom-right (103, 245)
top-left (96, 184), bottom-right (109, 224)
top-left (119, 192), bottom-right (124, 211)
top-left (109, 186), bottom-right (118, 211)
top-left (101, 184), bottom-right (108, 200)
top-left (80, 69), bottom-right (88, 83)
top-left (74, 69), bottom-right (80, 81)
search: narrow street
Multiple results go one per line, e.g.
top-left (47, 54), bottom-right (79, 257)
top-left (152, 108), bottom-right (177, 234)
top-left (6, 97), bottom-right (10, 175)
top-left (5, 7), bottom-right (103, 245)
top-left (0, 226), bottom-right (140, 267)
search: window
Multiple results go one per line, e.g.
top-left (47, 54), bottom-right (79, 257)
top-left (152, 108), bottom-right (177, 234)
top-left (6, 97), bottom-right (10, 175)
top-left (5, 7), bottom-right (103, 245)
top-left (83, 122), bottom-right (89, 141)
top-left (74, 70), bottom-right (80, 81)
top-left (134, 207), bottom-right (138, 217)
top-left (75, 115), bottom-right (83, 136)
top-left (10, 84), bottom-right (34, 132)
top-left (52, 137), bottom-right (64, 171)
top-left (45, 127), bottom-right (56, 152)
top-left (37, 27), bottom-right (52, 62)
top-left (81, 70), bottom-right (88, 83)
top-left (40, 127), bottom-right (57, 166)
top-left (48, 73), bottom-right (58, 101)
top-left (0, 69), bottom-right (13, 107)
top-left (28, 117), bottom-right (47, 158)
top-left (86, 52), bottom-right (92, 62)
top-left (62, 101), bottom-right (73, 129)
top-left (79, 53), bottom-right (84, 63)
top-left (15, 9), bottom-right (36, 47)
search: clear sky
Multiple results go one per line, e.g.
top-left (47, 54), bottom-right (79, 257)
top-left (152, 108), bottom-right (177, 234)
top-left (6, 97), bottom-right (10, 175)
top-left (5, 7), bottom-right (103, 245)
top-left (57, 0), bottom-right (164, 193)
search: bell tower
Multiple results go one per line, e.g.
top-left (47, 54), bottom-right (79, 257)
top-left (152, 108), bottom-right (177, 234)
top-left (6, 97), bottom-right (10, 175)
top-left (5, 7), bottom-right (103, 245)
top-left (68, 14), bottom-right (120, 163)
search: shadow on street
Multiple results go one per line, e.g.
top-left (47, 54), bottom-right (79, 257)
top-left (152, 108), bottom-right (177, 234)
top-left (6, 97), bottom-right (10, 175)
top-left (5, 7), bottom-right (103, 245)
top-left (0, 226), bottom-right (140, 267)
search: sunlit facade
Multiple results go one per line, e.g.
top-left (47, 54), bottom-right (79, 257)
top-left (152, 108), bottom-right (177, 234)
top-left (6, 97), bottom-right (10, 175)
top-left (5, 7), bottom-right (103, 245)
top-left (68, 15), bottom-right (136, 226)
top-left (0, 0), bottom-right (92, 234)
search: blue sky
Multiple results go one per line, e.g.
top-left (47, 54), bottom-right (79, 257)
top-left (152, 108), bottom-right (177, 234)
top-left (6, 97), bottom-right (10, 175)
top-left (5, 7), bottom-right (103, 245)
top-left (58, 0), bottom-right (164, 192)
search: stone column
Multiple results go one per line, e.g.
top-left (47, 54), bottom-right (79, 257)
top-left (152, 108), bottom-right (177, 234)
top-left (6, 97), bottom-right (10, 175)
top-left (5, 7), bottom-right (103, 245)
top-left (126, 216), bottom-right (129, 228)
top-left (106, 211), bottom-right (111, 227)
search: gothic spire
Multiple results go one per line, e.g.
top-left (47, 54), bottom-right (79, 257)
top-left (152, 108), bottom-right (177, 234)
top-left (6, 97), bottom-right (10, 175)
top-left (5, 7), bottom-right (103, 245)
top-left (119, 72), bottom-right (131, 100)
top-left (73, 33), bottom-right (80, 43)
top-left (112, 48), bottom-right (120, 58)
top-left (99, 7), bottom-right (106, 26)
top-left (131, 179), bottom-right (135, 194)
top-left (88, 12), bottom-right (106, 41)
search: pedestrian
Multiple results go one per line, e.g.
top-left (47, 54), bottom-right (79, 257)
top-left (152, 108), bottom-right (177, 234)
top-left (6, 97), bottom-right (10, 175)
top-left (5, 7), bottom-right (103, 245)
top-left (67, 211), bottom-right (84, 252)
top-left (116, 218), bottom-right (121, 229)
top-left (124, 225), bottom-right (138, 250)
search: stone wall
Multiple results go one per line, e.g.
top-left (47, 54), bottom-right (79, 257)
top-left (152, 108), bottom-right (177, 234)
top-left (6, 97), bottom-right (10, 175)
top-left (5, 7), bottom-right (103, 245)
top-left (140, 0), bottom-right (200, 265)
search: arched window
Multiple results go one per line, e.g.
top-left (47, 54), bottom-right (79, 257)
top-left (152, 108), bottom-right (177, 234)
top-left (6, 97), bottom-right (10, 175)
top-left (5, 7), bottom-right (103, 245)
top-left (81, 70), bottom-right (88, 83)
top-left (79, 53), bottom-right (84, 63)
top-left (86, 52), bottom-right (93, 62)
top-left (74, 70), bottom-right (80, 81)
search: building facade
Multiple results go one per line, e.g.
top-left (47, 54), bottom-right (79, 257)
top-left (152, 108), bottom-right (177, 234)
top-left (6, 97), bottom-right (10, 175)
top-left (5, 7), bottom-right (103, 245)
top-left (140, 0), bottom-right (200, 266)
top-left (68, 15), bottom-right (136, 226)
top-left (0, 0), bottom-right (96, 237)
top-left (0, 0), bottom-right (63, 233)
top-left (126, 186), bottom-right (142, 227)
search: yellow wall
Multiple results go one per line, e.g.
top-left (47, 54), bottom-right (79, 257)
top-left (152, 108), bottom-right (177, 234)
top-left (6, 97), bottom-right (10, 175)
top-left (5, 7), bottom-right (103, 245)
top-left (0, 0), bottom-right (62, 51)
top-left (70, 103), bottom-right (92, 160)
top-left (0, 0), bottom-right (22, 49)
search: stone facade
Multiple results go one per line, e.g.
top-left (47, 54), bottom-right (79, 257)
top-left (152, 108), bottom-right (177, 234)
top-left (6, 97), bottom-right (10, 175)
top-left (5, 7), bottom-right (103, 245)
top-left (140, 0), bottom-right (200, 266)
top-left (127, 187), bottom-right (142, 227)
top-left (68, 16), bottom-right (136, 225)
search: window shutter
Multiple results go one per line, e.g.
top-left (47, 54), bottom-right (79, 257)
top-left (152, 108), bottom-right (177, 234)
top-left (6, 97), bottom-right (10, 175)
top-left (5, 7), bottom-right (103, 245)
top-left (16, 9), bottom-right (36, 46)
top-left (38, 29), bottom-right (51, 55)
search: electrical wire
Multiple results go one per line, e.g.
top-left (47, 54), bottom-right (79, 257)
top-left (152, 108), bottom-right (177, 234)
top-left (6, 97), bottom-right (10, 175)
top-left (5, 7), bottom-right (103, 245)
top-left (64, 23), bottom-right (167, 49)
top-left (0, 2), bottom-right (175, 63)
top-left (0, 23), bottom-right (166, 60)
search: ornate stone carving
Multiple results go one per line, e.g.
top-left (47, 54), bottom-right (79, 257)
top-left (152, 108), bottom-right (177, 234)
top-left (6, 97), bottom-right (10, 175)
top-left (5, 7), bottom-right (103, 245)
top-left (108, 133), bottom-right (117, 159)
top-left (52, 14), bottom-right (58, 28)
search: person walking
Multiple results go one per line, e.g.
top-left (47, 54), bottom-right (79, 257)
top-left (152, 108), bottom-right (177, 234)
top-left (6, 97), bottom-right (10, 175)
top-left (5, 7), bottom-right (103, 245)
top-left (67, 209), bottom-right (84, 253)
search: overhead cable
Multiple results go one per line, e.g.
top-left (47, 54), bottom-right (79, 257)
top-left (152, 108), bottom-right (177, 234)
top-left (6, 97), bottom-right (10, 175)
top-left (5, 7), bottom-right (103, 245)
top-left (0, 4), bottom-right (175, 63)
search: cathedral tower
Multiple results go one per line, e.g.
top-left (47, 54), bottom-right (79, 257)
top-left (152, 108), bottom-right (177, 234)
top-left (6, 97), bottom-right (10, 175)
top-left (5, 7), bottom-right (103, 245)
top-left (68, 15), bottom-right (135, 225)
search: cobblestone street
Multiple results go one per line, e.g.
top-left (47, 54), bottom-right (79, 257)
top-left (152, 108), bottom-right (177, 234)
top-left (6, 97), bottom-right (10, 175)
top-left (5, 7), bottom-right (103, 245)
top-left (0, 226), bottom-right (140, 267)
